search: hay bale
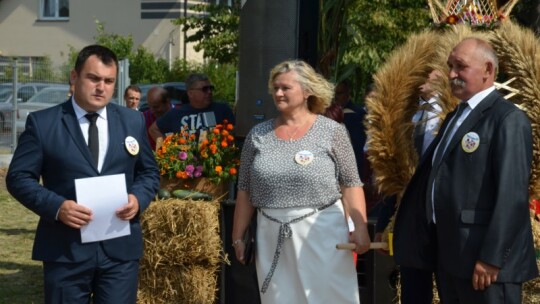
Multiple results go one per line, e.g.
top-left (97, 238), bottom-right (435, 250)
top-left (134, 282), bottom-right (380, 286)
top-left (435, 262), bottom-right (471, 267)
top-left (138, 199), bottom-right (227, 303)
top-left (138, 264), bottom-right (220, 304)
top-left (141, 199), bottom-right (224, 266)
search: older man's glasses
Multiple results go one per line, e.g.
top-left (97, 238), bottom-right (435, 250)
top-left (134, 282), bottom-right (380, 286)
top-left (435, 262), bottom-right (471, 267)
top-left (190, 85), bottom-right (215, 93)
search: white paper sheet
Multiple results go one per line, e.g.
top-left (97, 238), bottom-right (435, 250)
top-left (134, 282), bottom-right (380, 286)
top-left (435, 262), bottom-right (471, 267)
top-left (75, 174), bottom-right (131, 243)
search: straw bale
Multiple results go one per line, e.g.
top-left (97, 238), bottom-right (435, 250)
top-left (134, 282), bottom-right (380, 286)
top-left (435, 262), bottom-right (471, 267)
top-left (138, 264), bottom-right (220, 304)
top-left (138, 198), bottom-right (227, 303)
top-left (140, 198), bottom-right (224, 266)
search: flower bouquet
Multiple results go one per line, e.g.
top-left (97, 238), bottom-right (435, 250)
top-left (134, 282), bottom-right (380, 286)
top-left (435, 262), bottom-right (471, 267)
top-left (155, 120), bottom-right (239, 196)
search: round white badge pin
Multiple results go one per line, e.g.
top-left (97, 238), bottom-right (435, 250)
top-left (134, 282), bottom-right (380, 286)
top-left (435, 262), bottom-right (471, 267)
top-left (125, 136), bottom-right (140, 156)
top-left (461, 132), bottom-right (480, 153)
top-left (294, 150), bottom-right (314, 165)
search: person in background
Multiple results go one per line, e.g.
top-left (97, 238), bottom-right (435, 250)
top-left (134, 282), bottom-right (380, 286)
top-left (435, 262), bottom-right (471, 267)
top-left (394, 37), bottom-right (538, 304)
top-left (142, 86), bottom-right (173, 150)
top-left (334, 81), bottom-right (367, 181)
top-left (124, 85), bottom-right (141, 110)
top-left (148, 73), bottom-right (235, 141)
top-left (374, 69), bottom-right (444, 304)
top-left (323, 101), bottom-right (344, 124)
top-left (6, 45), bottom-right (159, 303)
top-left (232, 60), bottom-right (370, 303)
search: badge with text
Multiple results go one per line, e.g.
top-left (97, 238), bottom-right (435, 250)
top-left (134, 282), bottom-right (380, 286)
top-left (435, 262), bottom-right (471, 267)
top-left (294, 150), bottom-right (314, 166)
top-left (461, 132), bottom-right (480, 153)
top-left (125, 136), bottom-right (140, 156)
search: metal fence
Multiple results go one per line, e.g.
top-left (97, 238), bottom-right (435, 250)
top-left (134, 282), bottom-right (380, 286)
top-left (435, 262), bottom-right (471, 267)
top-left (0, 58), bottom-right (129, 152)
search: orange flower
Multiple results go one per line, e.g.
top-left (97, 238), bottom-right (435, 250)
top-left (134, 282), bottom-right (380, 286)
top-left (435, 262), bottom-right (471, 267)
top-left (155, 119), bottom-right (239, 185)
top-left (446, 14), bottom-right (459, 25)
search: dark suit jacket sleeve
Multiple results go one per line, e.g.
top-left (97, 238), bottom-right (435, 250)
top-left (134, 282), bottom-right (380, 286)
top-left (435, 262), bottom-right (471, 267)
top-left (375, 196), bottom-right (397, 233)
top-left (128, 112), bottom-right (160, 213)
top-left (6, 114), bottom-right (66, 221)
top-left (478, 108), bottom-right (532, 268)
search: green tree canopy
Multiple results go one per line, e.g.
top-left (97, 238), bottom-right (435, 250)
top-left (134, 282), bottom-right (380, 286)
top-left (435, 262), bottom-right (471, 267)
top-left (329, 0), bottom-right (431, 101)
top-left (173, 1), bottom-right (240, 65)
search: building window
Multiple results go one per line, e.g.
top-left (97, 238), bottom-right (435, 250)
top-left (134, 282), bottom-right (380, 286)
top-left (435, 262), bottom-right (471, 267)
top-left (40, 0), bottom-right (69, 20)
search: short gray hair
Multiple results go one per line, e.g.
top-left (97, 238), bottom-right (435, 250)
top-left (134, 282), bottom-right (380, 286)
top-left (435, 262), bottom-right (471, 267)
top-left (185, 73), bottom-right (210, 89)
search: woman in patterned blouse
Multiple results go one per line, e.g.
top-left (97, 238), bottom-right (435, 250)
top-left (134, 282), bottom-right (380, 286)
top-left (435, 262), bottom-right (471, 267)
top-left (232, 60), bottom-right (371, 304)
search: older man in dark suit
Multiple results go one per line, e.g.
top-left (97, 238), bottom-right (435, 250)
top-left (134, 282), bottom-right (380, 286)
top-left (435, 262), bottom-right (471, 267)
top-left (6, 45), bottom-right (159, 303)
top-left (393, 38), bottom-right (538, 304)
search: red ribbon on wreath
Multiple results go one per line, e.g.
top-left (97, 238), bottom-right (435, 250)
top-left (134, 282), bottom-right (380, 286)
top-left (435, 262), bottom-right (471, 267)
top-left (530, 199), bottom-right (540, 218)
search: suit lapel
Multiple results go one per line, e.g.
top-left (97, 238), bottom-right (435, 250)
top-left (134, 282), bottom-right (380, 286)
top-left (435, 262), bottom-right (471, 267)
top-left (102, 104), bottom-right (121, 171)
top-left (61, 101), bottom-right (97, 170)
top-left (439, 90), bottom-right (499, 163)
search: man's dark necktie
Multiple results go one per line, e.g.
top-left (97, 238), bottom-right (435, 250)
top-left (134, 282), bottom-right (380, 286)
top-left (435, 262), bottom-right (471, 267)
top-left (85, 113), bottom-right (99, 166)
top-left (431, 102), bottom-right (467, 169)
top-left (426, 102), bottom-right (467, 222)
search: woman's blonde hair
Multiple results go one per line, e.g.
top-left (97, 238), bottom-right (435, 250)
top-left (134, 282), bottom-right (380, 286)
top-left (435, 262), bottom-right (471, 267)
top-left (268, 60), bottom-right (334, 114)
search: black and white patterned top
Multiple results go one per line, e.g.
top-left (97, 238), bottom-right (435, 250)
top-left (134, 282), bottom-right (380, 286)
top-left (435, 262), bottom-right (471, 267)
top-left (238, 115), bottom-right (363, 208)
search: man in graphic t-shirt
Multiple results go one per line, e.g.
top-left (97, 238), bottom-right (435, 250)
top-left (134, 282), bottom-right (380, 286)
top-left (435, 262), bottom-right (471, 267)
top-left (148, 73), bottom-right (235, 142)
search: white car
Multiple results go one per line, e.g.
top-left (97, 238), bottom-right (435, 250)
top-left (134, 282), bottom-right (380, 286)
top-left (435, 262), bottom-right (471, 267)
top-left (11, 85), bottom-right (70, 133)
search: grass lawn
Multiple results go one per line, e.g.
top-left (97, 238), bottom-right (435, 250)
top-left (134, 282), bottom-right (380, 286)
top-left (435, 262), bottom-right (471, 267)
top-left (0, 187), bottom-right (43, 304)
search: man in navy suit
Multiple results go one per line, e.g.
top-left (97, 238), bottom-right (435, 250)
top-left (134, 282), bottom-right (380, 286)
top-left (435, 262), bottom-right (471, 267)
top-left (393, 38), bottom-right (538, 303)
top-left (6, 45), bottom-right (159, 303)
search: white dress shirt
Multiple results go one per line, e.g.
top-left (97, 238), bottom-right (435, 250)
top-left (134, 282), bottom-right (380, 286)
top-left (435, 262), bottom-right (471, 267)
top-left (72, 98), bottom-right (109, 172)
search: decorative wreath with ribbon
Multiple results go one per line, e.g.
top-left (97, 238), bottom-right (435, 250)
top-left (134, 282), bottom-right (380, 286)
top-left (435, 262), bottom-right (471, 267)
top-left (364, 12), bottom-right (540, 248)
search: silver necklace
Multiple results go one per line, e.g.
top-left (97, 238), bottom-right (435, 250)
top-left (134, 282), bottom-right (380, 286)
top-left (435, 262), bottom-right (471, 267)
top-left (279, 118), bottom-right (309, 142)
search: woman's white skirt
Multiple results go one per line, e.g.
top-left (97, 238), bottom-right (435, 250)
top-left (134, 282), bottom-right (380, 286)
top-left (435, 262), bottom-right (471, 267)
top-left (256, 201), bottom-right (360, 304)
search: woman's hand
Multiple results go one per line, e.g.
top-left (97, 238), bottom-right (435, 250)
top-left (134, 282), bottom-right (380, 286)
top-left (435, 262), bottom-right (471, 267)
top-left (349, 226), bottom-right (371, 255)
top-left (373, 232), bottom-right (390, 255)
top-left (233, 239), bottom-right (246, 265)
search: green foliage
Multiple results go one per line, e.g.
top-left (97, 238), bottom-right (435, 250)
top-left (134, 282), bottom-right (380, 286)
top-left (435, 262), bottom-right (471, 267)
top-left (201, 62), bottom-right (236, 106)
top-left (168, 59), bottom-right (237, 107)
top-left (333, 0), bottom-right (431, 101)
top-left (173, 1), bottom-right (240, 64)
top-left (129, 46), bottom-right (170, 84)
top-left (94, 19), bottom-right (133, 60)
top-left (169, 58), bottom-right (203, 83)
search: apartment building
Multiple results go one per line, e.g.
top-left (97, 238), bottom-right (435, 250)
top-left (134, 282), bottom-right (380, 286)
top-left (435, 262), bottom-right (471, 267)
top-left (0, 0), bottom-right (231, 68)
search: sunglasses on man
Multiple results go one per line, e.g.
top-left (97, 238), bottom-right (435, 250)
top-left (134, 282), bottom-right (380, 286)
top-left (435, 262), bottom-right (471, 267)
top-left (190, 85), bottom-right (215, 93)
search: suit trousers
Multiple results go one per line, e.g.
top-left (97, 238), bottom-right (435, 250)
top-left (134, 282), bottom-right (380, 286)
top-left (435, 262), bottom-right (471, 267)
top-left (43, 242), bottom-right (139, 304)
top-left (400, 266), bottom-right (436, 304)
top-left (437, 268), bottom-right (522, 304)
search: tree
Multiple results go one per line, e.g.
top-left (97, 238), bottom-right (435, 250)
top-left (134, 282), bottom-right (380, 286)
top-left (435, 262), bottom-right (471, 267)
top-left (93, 19), bottom-right (134, 60)
top-left (324, 0), bottom-right (431, 101)
top-left (173, 1), bottom-right (241, 65)
top-left (129, 46), bottom-right (170, 84)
